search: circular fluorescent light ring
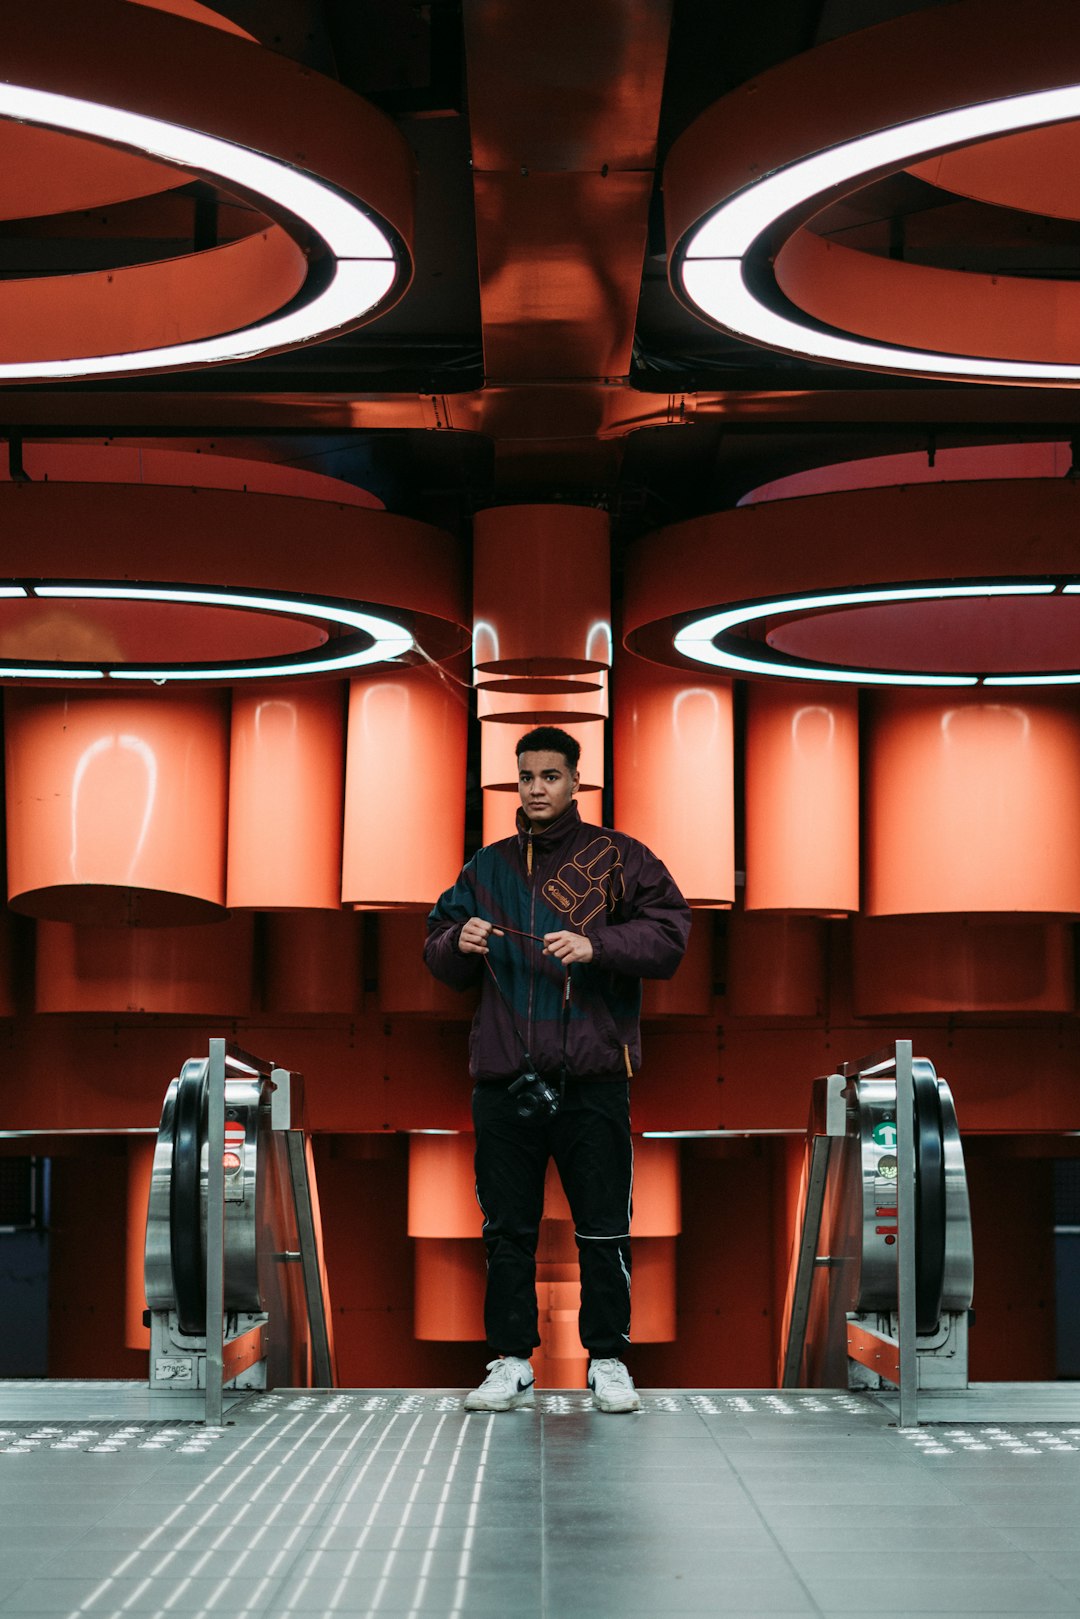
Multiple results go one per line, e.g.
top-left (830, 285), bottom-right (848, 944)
top-left (1, 581), bottom-right (413, 683)
top-left (673, 581), bottom-right (1073, 687)
top-left (0, 0), bottom-right (414, 382)
top-left (0, 85), bottom-right (402, 379)
top-left (668, 1), bottom-right (1080, 385)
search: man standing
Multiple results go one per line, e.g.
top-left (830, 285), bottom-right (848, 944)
top-left (424, 725), bottom-right (690, 1413)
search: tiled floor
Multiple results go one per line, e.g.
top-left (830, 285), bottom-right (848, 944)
top-left (2, 1388), bottom-right (1080, 1616)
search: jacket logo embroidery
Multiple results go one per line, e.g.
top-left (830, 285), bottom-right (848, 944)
top-left (542, 837), bottom-right (624, 929)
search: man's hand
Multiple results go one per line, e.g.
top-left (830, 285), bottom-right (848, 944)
top-left (543, 930), bottom-right (594, 965)
top-left (458, 917), bottom-right (503, 955)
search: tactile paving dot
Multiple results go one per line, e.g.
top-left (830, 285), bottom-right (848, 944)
top-left (902, 1425), bottom-right (1080, 1458)
top-left (0, 1421), bottom-right (217, 1456)
top-left (539, 1394), bottom-right (592, 1413)
top-left (688, 1393), bottom-right (873, 1417)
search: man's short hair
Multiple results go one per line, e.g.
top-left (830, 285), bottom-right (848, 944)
top-left (515, 725), bottom-right (580, 771)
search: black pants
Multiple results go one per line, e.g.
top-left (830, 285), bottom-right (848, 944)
top-left (472, 1077), bottom-right (633, 1360)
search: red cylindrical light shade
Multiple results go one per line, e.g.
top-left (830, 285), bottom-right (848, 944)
top-left (852, 916), bottom-right (1076, 1014)
top-left (5, 691), bottom-right (228, 925)
top-left (642, 913), bottom-right (714, 1016)
top-left (473, 505), bottom-right (612, 674)
top-left (342, 669), bottom-right (467, 908)
top-left (481, 707), bottom-right (604, 791)
top-left (263, 910), bottom-right (363, 1014)
top-left (630, 1138), bottom-right (681, 1235)
top-left (535, 1278), bottom-right (589, 1386)
top-left (744, 683), bottom-right (859, 913)
top-left (612, 653), bottom-right (734, 907)
top-left (482, 789), bottom-right (523, 846)
top-left (227, 683), bottom-right (346, 910)
top-left (482, 787), bottom-right (604, 846)
top-left (35, 915), bottom-right (253, 1014)
top-left (476, 672), bottom-right (607, 727)
top-left (630, 1237), bottom-right (677, 1341)
top-left (408, 1133), bottom-right (482, 1238)
top-left (866, 691), bottom-right (1080, 914)
top-left (724, 913), bottom-right (828, 1018)
top-left (379, 911), bottom-right (476, 1019)
top-left (413, 1238), bottom-right (486, 1341)
top-left (126, 1137), bottom-right (154, 1350)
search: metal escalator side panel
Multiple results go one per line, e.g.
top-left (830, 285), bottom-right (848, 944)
top-left (938, 1078), bottom-right (974, 1312)
top-left (144, 1076), bottom-right (179, 1312)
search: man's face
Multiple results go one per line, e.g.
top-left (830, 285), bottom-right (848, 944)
top-left (517, 750), bottom-right (578, 828)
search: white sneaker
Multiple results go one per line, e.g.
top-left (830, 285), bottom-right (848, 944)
top-left (464, 1357), bottom-right (535, 1412)
top-left (588, 1358), bottom-right (641, 1413)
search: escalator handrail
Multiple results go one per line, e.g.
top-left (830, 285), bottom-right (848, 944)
top-left (170, 1056), bottom-right (208, 1336)
top-left (912, 1058), bottom-right (947, 1334)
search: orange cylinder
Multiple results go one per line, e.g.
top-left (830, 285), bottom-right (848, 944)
top-left (5, 690), bottom-right (228, 925)
top-left (477, 672), bottom-right (608, 726)
top-left (744, 683), bottom-right (859, 913)
top-left (126, 1136), bottom-right (154, 1350)
top-left (263, 910), bottom-right (363, 1014)
top-left (473, 505), bottom-right (612, 674)
top-left (866, 691), bottom-right (1080, 914)
top-left (408, 1133), bottom-right (482, 1238)
top-left (226, 682), bottom-right (346, 910)
top-left (852, 916), bottom-right (1076, 1014)
top-left (642, 913), bottom-right (714, 1016)
top-left (630, 1137), bottom-right (681, 1235)
top-left (481, 708), bottom-right (604, 791)
top-left (482, 715), bottom-right (605, 796)
top-left (482, 786), bottom-right (603, 846)
top-left (630, 1237), bottom-right (677, 1341)
top-left (342, 668), bottom-right (467, 908)
top-left (413, 1238), bottom-right (486, 1341)
top-left (35, 914), bottom-right (254, 1014)
top-left (534, 1287), bottom-right (589, 1387)
top-left (379, 911), bottom-right (476, 1019)
top-left (612, 652), bottom-right (734, 907)
top-left (725, 912), bottom-right (828, 1018)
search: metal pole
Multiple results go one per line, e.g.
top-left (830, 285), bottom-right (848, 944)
top-left (204, 1038), bottom-right (227, 1427)
top-left (894, 1039), bottom-right (919, 1429)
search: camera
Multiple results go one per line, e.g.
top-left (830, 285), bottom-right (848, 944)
top-left (508, 1070), bottom-right (560, 1121)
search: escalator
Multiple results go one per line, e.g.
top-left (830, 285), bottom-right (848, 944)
top-left (144, 1040), bottom-right (335, 1419)
top-left (779, 1040), bottom-right (974, 1424)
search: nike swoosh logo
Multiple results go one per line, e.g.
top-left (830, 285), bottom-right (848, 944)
top-left (518, 1379), bottom-right (533, 1392)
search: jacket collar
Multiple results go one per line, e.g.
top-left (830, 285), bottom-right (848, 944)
top-left (516, 798), bottom-right (583, 857)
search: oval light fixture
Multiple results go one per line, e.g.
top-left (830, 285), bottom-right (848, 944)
top-left (674, 582), bottom-right (1060, 687)
top-left (0, 582), bottom-right (413, 683)
top-left (0, 3), bottom-right (413, 379)
top-left (625, 483), bottom-right (1080, 690)
top-left (666, 0), bottom-right (1080, 383)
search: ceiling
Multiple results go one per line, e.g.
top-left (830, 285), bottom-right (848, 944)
top-left (5, 0), bottom-right (1080, 554)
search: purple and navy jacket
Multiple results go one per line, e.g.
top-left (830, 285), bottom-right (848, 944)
top-left (424, 802), bottom-right (691, 1082)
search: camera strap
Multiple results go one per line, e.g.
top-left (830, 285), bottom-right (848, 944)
top-left (482, 948), bottom-right (572, 1105)
top-left (482, 955), bottom-right (538, 1073)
